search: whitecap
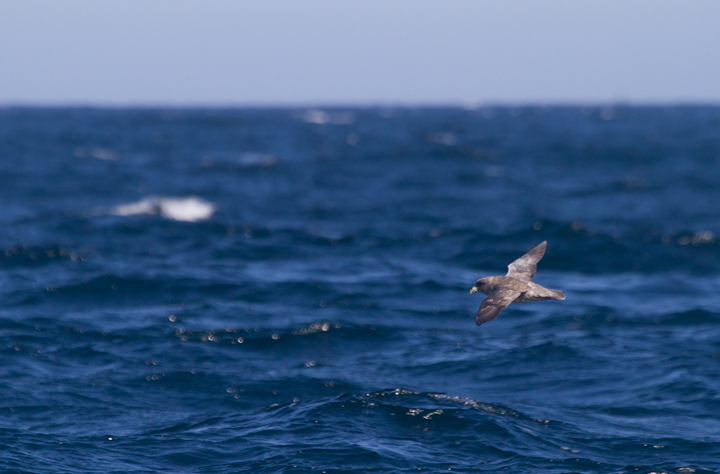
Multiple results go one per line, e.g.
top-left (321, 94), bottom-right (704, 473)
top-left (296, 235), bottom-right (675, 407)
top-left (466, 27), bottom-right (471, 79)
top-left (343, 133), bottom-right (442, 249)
top-left (111, 196), bottom-right (215, 222)
top-left (303, 110), bottom-right (329, 124)
top-left (301, 110), bottom-right (355, 125)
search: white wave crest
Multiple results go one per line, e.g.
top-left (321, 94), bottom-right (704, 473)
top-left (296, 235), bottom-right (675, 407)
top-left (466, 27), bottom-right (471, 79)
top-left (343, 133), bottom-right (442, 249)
top-left (111, 196), bottom-right (215, 222)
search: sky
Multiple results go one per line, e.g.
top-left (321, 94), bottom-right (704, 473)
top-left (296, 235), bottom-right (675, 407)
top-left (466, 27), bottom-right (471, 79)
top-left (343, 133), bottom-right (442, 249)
top-left (1, 0), bottom-right (719, 106)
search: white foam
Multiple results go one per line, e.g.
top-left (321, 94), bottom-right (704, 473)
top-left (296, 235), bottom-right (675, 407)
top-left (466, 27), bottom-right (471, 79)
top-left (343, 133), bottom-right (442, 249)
top-left (303, 110), bottom-right (329, 124)
top-left (111, 196), bottom-right (215, 222)
top-left (302, 110), bottom-right (355, 125)
top-left (112, 199), bottom-right (157, 217)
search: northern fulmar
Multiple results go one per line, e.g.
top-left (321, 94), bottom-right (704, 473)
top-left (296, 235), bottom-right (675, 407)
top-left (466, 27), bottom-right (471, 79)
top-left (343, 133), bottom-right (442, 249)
top-left (470, 241), bottom-right (565, 326)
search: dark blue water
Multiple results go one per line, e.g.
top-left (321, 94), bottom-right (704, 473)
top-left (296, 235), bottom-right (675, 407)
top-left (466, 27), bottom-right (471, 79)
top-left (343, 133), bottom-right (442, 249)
top-left (1, 106), bottom-right (720, 473)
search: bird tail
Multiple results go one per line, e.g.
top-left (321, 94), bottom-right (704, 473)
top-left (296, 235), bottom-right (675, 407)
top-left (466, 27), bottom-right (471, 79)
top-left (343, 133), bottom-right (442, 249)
top-left (550, 289), bottom-right (565, 300)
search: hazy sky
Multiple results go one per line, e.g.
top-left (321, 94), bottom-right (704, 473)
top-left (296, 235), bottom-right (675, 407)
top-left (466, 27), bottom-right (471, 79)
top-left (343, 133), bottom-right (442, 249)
top-left (1, 0), bottom-right (719, 106)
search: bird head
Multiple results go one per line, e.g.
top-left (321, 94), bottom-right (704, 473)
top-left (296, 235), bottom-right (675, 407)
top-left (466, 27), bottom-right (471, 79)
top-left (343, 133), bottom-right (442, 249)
top-left (470, 277), bottom-right (490, 295)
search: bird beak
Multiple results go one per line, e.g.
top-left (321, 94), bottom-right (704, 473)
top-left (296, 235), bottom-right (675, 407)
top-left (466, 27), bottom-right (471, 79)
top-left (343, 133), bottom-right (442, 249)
top-left (470, 287), bottom-right (477, 294)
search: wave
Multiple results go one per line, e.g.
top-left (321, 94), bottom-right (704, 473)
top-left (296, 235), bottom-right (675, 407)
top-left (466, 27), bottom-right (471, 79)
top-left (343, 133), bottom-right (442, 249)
top-left (0, 244), bottom-right (87, 268)
top-left (172, 219), bottom-right (720, 275)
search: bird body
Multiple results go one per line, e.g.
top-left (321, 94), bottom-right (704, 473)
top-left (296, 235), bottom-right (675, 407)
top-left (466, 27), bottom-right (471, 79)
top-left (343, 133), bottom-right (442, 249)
top-left (470, 242), bottom-right (564, 326)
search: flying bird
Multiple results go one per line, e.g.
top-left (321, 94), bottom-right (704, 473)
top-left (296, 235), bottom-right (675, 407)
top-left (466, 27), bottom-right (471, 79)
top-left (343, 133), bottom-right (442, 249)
top-left (470, 241), bottom-right (565, 326)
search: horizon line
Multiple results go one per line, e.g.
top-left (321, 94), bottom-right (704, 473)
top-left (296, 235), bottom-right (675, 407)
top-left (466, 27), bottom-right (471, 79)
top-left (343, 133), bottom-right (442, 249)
top-left (3, 100), bottom-right (720, 110)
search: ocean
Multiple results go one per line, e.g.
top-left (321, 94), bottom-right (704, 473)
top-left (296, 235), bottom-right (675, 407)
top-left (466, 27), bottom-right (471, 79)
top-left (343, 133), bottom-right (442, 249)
top-left (1, 106), bottom-right (719, 473)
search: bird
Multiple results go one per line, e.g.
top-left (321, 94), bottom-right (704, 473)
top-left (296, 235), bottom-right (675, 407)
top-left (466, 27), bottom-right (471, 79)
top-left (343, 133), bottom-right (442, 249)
top-left (470, 241), bottom-right (565, 326)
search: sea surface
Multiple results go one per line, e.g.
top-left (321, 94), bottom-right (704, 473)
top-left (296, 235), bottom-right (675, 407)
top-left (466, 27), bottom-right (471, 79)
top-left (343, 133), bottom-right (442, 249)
top-left (1, 106), bottom-right (720, 473)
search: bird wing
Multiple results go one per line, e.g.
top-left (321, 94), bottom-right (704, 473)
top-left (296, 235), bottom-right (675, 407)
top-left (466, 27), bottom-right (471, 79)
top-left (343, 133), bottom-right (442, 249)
top-left (476, 288), bottom-right (521, 326)
top-left (506, 241), bottom-right (546, 282)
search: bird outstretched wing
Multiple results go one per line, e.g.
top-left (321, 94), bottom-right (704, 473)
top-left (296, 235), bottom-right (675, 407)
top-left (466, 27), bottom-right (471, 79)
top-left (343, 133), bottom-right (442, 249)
top-left (476, 288), bottom-right (521, 326)
top-left (506, 241), bottom-right (546, 282)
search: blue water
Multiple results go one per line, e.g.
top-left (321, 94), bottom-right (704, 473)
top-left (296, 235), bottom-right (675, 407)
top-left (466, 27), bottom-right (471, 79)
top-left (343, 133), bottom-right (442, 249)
top-left (1, 106), bottom-right (719, 473)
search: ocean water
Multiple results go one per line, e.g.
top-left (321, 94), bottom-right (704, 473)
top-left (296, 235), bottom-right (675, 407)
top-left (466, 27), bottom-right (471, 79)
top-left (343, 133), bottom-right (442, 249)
top-left (1, 106), bottom-right (719, 473)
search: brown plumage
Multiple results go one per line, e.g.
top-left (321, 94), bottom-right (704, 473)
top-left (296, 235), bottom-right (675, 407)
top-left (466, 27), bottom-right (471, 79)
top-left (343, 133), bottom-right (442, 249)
top-left (470, 241), bottom-right (565, 326)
